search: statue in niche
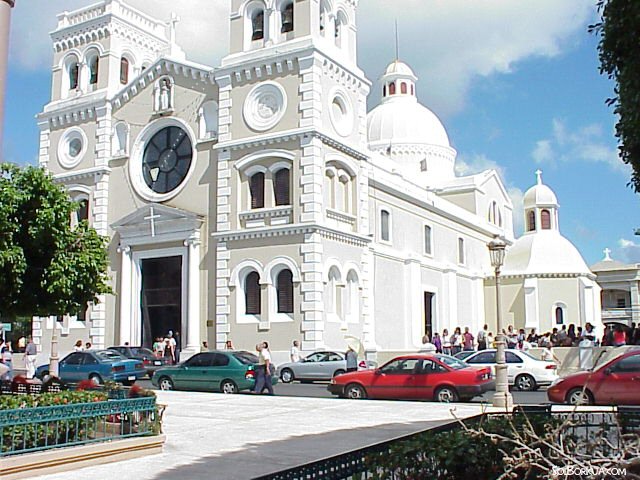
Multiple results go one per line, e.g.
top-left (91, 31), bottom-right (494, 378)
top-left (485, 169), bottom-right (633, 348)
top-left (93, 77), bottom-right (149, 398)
top-left (154, 77), bottom-right (173, 112)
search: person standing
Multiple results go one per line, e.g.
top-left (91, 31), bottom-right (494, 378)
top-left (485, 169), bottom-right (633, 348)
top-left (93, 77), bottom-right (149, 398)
top-left (1, 344), bottom-right (12, 381)
top-left (73, 340), bottom-right (84, 352)
top-left (174, 331), bottom-right (181, 362)
top-left (85, 342), bottom-right (92, 350)
top-left (163, 337), bottom-right (175, 364)
top-left (462, 327), bottom-right (474, 351)
top-left (432, 333), bottom-right (442, 353)
top-left (477, 325), bottom-right (488, 351)
top-left (225, 339), bottom-right (235, 350)
top-left (442, 329), bottom-right (452, 355)
top-left (451, 327), bottom-right (463, 355)
top-left (25, 337), bottom-right (37, 379)
top-left (345, 346), bottom-right (358, 373)
top-left (290, 340), bottom-right (301, 362)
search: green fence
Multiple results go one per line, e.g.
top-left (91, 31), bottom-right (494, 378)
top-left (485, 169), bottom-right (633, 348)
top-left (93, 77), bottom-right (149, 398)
top-left (0, 396), bottom-right (160, 456)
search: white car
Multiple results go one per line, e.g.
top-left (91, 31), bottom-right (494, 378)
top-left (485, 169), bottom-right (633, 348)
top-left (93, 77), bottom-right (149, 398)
top-left (462, 349), bottom-right (558, 391)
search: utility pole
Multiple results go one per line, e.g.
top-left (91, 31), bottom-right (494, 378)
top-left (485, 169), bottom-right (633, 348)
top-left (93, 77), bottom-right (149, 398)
top-left (0, 0), bottom-right (15, 160)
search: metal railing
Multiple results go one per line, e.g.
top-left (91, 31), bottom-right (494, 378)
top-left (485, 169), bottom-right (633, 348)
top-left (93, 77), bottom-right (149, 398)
top-left (0, 396), bottom-right (159, 456)
top-left (254, 408), bottom-right (640, 480)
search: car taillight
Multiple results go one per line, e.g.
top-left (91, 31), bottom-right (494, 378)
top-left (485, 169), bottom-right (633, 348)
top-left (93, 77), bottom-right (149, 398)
top-left (546, 364), bottom-right (557, 370)
top-left (143, 358), bottom-right (151, 365)
top-left (246, 369), bottom-right (255, 380)
top-left (112, 365), bottom-right (125, 372)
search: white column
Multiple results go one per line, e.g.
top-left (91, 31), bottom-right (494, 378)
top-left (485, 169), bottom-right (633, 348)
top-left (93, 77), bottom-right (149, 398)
top-left (185, 234), bottom-right (202, 353)
top-left (631, 280), bottom-right (640, 325)
top-left (118, 245), bottom-right (132, 345)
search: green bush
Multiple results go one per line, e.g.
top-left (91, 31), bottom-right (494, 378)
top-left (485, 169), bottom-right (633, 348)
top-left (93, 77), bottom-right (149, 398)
top-left (0, 390), bottom-right (107, 410)
top-left (363, 414), bottom-right (559, 480)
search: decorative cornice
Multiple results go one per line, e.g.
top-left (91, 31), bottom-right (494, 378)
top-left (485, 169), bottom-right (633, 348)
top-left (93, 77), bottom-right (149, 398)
top-left (52, 166), bottom-right (111, 184)
top-left (499, 272), bottom-right (597, 281)
top-left (215, 128), bottom-right (369, 162)
top-left (212, 223), bottom-right (372, 247)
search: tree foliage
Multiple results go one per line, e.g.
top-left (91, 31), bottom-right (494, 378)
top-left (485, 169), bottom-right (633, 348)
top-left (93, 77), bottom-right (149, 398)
top-left (591, 0), bottom-right (640, 192)
top-left (0, 164), bottom-right (111, 318)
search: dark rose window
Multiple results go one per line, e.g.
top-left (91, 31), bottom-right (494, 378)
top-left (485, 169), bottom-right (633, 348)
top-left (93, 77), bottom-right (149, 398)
top-left (142, 126), bottom-right (193, 194)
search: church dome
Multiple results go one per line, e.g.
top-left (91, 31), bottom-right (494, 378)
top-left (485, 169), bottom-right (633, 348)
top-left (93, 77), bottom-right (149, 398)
top-left (523, 170), bottom-right (558, 208)
top-left (367, 60), bottom-right (450, 148)
top-left (502, 231), bottom-right (591, 276)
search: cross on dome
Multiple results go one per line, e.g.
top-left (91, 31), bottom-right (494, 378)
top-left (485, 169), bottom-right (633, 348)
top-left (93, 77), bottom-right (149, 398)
top-left (169, 12), bottom-right (180, 45)
top-left (603, 248), bottom-right (612, 261)
top-left (535, 169), bottom-right (543, 185)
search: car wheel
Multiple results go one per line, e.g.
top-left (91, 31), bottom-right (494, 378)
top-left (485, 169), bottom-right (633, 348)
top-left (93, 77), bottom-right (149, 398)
top-left (280, 368), bottom-right (295, 384)
top-left (89, 374), bottom-right (103, 386)
top-left (333, 369), bottom-right (346, 378)
top-left (434, 386), bottom-right (459, 403)
top-left (567, 388), bottom-right (593, 406)
top-left (159, 376), bottom-right (174, 391)
top-left (220, 379), bottom-right (238, 394)
top-left (515, 374), bottom-right (537, 392)
top-left (345, 383), bottom-right (367, 399)
top-left (39, 371), bottom-right (49, 381)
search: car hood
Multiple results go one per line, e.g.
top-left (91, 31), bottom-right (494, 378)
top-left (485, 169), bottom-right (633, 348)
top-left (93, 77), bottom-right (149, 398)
top-left (334, 370), bottom-right (374, 383)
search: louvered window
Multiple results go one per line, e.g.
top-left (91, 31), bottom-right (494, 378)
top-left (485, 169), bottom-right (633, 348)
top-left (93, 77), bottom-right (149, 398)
top-left (527, 210), bottom-right (536, 232)
top-left (274, 169), bottom-right (290, 206)
top-left (277, 269), bottom-right (294, 314)
top-left (89, 56), bottom-right (99, 85)
top-left (120, 57), bottom-right (129, 85)
top-left (252, 10), bottom-right (265, 41)
top-left (281, 3), bottom-right (294, 33)
top-left (245, 272), bottom-right (261, 315)
top-left (250, 172), bottom-right (265, 209)
top-left (69, 63), bottom-right (79, 90)
top-left (541, 209), bottom-right (551, 230)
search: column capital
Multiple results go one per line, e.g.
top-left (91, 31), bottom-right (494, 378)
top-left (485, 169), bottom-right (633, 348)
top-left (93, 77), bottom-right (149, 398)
top-left (117, 244), bottom-right (131, 254)
top-left (3, 0), bottom-right (16, 8)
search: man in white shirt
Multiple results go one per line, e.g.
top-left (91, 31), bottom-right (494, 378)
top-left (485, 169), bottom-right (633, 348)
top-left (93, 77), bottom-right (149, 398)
top-left (290, 340), bottom-right (301, 362)
top-left (254, 342), bottom-right (274, 395)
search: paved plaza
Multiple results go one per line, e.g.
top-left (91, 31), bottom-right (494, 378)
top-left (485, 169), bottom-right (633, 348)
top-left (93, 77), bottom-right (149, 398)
top-left (30, 392), bottom-right (494, 480)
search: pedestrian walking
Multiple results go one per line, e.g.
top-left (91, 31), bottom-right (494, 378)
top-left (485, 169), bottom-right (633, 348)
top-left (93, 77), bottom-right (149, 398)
top-left (1, 344), bottom-right (12, 381)
top-left (254, 342), bottom-right (274, 395)
top-left (477, 325), bottom-right (488, 351)
top-left (25, 336), bottom-right (37, 379)
top-left (290, 340), bottom-right (301, 362)
top-left (345, 346), bottom-right (358, 372)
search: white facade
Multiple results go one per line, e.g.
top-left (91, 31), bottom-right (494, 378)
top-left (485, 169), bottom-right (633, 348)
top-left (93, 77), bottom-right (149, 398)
top-left (591, 251), bottom-right (640, 327)
top-left (34, 0), bottom-right (599, 364)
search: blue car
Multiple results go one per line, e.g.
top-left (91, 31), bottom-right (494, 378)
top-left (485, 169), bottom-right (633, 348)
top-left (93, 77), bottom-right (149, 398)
top-left (36, 350), bottom-right (146, 386)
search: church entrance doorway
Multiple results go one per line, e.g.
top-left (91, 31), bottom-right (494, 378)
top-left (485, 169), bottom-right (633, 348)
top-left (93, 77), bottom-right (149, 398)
top-left (424, 292), bottom-right (435, 338)
top-left (140, 256), bottom-right (182, 349)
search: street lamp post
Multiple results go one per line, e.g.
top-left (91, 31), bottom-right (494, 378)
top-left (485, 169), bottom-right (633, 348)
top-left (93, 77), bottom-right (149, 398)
top-left (488, 236), bottom-right (513, 410)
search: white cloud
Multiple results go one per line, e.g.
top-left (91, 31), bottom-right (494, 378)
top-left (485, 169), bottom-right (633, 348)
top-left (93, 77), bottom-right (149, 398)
top-left (617, 238), bottom-right (640, 263)
top-left (532, 118), bottom-right (630, 174)
top-left (9, 0), bottom-right (594, 116)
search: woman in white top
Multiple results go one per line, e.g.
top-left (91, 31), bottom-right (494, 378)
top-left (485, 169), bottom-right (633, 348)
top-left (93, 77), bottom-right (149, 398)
top-left (73, 340), bottom-right (84, 352)
top-left (442, 329), bottom-right (452, 355)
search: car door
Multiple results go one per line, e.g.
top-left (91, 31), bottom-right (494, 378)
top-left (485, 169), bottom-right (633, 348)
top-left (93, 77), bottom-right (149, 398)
top-left (505, 351), bottom-right (524, 383)
top-left (59, 353), bottom-right (84, 381)
top-left (318, 352), bottom-right (346, 380)
top-left (369, 358), bottom-right (421, 399)
top-left (173, 353), bottom-right (208, 390)
top-left (601, 354), bottom-right (640, 405)
top-left (411, 359), bottom-right (447, 400)
top-left (202, 353), bottom-right (232, 391)
top-left (297, 352), bottom-right (326, 379)
top-left (81, 353), bottom-right (101, 381)
top-left (466, 351), bottom-right (497, 378)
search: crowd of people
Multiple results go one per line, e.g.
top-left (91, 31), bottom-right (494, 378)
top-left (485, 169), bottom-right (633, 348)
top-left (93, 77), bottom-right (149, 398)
top-left (421, 321), bottom-right (629, 356)
top-left (152, 330), bottom-right (181, 364)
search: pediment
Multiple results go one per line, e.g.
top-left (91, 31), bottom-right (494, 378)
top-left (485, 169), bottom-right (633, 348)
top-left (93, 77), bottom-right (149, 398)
top-left (112, 203), bottom-right (203, 246)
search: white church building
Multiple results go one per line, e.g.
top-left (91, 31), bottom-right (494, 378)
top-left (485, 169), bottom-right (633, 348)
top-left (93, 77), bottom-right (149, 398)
top-left (32, 0), bottom-right (599, 362)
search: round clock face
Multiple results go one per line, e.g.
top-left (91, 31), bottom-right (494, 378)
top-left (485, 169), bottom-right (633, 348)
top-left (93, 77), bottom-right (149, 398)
top-left (142, 126), bottom-right (193, 194)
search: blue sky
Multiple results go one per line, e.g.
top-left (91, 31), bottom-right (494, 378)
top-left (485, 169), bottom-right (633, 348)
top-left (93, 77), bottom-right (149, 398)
top-left (3, 0), bottom-right (639, 265)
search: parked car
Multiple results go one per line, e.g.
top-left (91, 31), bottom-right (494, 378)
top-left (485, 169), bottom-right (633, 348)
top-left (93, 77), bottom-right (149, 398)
top-left (151, 350), bottom-right (277, 393)
top-left (547, 350), bottom-right (640, 405)
top-left (461, 349), bottom-right (558, 391)
top-left (108, 346), bottom-right (168, 378)
top-left (35, 350), bottom-right (146, 385)
top-left (328, 354), bottom-right (494, 402)
top-left (277, 351), bottom-right (377, 383)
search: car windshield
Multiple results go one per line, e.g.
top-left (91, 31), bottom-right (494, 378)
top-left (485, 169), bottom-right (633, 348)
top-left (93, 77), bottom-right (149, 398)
top-left (233, 351), bottom-right (259, 365)
top-left (95, 350), bottom-right (126, 362)
top-left (436, 354), bottom-right (467, 370)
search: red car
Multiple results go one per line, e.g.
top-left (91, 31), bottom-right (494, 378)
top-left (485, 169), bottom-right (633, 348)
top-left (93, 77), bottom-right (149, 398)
top-left (327, 354), bottom-right (494, 402)
top-left (547, 350), bottom-right (640, 405)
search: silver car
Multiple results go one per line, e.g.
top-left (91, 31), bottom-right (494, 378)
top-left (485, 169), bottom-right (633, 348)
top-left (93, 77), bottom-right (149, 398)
top-left (278, 351), bottom-right (375, 383)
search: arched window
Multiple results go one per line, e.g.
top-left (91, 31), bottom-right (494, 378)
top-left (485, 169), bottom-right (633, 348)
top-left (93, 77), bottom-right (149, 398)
top-left (555, 307), bottom-right (564, 325)
top-left (281, 2), bottom-right (294, 33)
top-left (320, 0), bottom-right (329, 34)
top-left (276, 269), bottom-right (294, 313)
top-left (389, 82), bottom-right (396, 95)
top-left (77, 198), bottom-right (89, 223)
top-left (327, 266), bottom-right (341, 315)
top-left (346, 270), bottom-right (359, 322)
top-left (199, 100), bottom-right (218, 139)
top-left (527, 210), bottom-right (536, 232)
top-left (411, 84), bottom-right (415, 96)
top-left (252, 9), bottom-right (265, 41)
top-left (88, 54), bottom-right (99, 86)
top-left (458, 237), bottom-right (465, 264)
top-left (274, 168), bottom-right (291, 206)
top-left (120, 57), bottom-right (129, 85)
top-left (250, 172), bottom-right (265, 209)
top-left (69, 61), bottom-right (80, 90)
top-left (245, 271), bottom-right (261, 315)
top-left (381, 209), bottom-right (390, 242)
top-left (424, 225), bottom-right (432, 255)
top-left (113, 122), bottom-right (128, 155)
top-left (383, 85), bottom-right (386, 97)
top-left (541, 209), bottom-right (551, 230)
top-left (401, 82), bottom-right (407, 94)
